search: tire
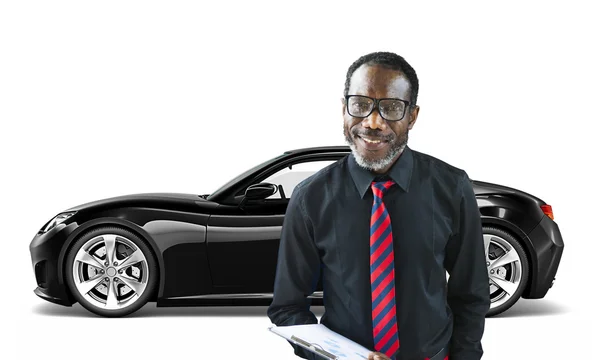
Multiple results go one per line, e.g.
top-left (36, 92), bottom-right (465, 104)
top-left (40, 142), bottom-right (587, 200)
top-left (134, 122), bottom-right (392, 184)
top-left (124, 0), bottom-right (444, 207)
top-left (483, 226), bottom-right (529, 317)
top-left (65, 226), bottom-right (158, 317)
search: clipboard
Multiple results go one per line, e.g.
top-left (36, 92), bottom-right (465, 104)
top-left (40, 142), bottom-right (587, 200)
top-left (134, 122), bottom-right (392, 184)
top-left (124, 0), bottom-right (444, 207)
top-left (291, 333), bottom-right (340, 359)
top-left (268, 325), bottom-right (370, 360)
top-left (269, 327), bottom-right (341, 359)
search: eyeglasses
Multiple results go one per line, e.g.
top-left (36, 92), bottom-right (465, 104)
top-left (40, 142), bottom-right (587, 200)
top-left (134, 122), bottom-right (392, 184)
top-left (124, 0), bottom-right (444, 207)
top-left (344, 95), bottom-right (411, 121)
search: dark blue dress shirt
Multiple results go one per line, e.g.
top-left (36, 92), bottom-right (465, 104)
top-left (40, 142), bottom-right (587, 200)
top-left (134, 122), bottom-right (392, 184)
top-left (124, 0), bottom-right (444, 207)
top-left (267, 146), bottom-right (490, 360)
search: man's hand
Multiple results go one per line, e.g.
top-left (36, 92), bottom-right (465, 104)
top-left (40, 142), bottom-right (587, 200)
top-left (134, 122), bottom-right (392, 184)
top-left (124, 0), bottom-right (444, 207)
top-left (367, 351), bottom-right (392, 360)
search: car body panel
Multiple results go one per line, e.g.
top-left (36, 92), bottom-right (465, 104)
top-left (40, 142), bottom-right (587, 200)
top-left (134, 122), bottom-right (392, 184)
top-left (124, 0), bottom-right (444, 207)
top-left (29, 146), bottom-right (563, 309)
top-left (522, 213), bottom-right (564, 298)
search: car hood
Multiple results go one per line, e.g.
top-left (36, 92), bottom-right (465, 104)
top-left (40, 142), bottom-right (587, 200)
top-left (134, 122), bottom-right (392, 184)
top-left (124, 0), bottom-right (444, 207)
top-left (65, 192), bottom-right (215, 213)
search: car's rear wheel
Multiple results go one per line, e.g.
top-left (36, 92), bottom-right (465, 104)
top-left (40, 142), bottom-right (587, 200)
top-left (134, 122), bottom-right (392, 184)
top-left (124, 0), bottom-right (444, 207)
top-left (483, 227), bottom-right (529, 316)
top-left (65, 226), bottom-right (158, 317)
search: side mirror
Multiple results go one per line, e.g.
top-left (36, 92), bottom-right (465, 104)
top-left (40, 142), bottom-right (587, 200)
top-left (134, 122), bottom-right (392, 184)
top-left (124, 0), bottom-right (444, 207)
top-left (245, 183), bottom-right (278, 199)
top-left (239, 183), bottom-right (278, 209)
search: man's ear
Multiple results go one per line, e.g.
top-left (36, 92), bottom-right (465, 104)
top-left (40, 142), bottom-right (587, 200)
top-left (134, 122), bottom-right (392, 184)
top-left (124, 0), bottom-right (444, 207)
top-left (341, 97), bottom-right (346, 115)
top-left (407, 105), bottom-right (420, 130)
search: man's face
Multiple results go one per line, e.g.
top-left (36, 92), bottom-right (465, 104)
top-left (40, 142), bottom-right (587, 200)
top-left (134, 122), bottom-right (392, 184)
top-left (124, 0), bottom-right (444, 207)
top-left (343, 64), bottom-right (419, 173)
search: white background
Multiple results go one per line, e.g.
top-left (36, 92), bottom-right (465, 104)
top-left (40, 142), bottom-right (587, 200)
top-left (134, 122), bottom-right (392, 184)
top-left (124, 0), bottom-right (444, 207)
top-left (1, 1), bottom-right (598, 359)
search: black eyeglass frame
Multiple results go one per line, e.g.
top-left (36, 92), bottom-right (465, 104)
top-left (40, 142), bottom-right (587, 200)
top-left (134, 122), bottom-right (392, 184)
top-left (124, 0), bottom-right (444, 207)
top-left (344, 95), bottom-right (412, 121)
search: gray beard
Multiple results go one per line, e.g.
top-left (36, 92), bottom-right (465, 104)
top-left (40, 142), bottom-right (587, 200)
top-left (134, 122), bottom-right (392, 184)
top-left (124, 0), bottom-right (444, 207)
top-left (343, 125), bottom-right (408, 172)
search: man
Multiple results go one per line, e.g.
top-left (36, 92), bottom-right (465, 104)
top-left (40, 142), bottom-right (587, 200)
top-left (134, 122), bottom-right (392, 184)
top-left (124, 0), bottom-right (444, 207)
top-left (267, 52), bottom-right (490, 360)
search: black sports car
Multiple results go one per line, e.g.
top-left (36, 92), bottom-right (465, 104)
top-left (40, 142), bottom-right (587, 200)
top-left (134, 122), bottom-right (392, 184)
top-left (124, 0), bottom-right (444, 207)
top-left (29, 146), bottom-right (564, 317)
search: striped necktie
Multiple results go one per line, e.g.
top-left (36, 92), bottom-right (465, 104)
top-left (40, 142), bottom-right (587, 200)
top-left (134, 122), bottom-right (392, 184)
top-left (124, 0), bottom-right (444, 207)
top-left (370, 178), bottom-right (400, 358)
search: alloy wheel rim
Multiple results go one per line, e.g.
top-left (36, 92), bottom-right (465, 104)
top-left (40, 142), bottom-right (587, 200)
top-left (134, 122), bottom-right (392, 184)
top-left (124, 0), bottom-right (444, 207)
top-left (483, 234), bottom-right (523, 310)
top-left (72, 234), bottom-right (149, 310)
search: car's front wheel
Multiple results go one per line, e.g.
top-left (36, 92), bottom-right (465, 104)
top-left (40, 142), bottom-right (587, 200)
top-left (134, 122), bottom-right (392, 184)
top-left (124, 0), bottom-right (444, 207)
top-left (483, 226), bottom-right (529, 317)
top-left (65, 226), bottom-right (158, 317)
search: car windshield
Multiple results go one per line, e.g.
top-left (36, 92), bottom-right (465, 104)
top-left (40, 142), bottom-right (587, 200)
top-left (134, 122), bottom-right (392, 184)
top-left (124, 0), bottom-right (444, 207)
top-left (207, 153), bottom-right (286, 199)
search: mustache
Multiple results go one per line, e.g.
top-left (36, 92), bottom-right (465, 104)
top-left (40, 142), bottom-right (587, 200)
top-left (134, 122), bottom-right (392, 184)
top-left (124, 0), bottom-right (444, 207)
top-left (352, 128), bottom-right (394, 141)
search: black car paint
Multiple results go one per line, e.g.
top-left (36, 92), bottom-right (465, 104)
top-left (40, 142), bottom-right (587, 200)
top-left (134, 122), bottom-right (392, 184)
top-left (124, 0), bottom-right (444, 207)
top-left (29, 146), bottom-right (564, 307)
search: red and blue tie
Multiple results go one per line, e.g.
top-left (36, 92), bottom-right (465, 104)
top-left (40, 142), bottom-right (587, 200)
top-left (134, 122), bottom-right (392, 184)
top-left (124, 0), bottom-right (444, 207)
top-left (370, 179), bottom-right (400, 358)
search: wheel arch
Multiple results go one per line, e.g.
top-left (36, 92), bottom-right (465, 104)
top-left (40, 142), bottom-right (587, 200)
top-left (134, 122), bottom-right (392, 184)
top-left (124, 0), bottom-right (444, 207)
top-left (58, 217), bottom-right (165, 302)
top-left (480, 216), bottom-right (537, 298)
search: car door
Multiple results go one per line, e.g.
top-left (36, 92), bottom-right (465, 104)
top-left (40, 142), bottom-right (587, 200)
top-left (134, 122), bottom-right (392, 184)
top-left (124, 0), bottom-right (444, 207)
top-left (206, 157), bottom-right (339, 294)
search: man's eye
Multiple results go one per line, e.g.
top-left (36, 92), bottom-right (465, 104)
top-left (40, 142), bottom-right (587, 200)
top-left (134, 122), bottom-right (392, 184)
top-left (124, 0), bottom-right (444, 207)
top-left (352, 103), bottom-right (370, 110)
top-left (381, 105), bottom-right (400, 112)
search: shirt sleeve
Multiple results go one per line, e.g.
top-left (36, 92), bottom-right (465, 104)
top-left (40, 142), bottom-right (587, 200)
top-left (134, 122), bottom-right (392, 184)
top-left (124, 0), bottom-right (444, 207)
top-left (267, 183), bottom-right (321, 360)
top-left (444, 172), bottom-right (491, 360)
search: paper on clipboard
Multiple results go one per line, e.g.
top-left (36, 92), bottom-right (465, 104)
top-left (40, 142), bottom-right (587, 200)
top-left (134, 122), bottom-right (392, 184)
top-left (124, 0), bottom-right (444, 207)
top-left (269, 324), bottom-right (372, 360)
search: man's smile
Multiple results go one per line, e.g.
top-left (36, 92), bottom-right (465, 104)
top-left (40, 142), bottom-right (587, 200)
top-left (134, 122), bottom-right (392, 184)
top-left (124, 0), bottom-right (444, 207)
top-left (356, 134), bottom-right (389, 151)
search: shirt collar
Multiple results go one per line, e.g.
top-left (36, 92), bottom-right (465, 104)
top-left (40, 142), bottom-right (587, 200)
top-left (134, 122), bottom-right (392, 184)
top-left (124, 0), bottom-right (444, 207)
top-left (348, 145), bottom-right (414, 198)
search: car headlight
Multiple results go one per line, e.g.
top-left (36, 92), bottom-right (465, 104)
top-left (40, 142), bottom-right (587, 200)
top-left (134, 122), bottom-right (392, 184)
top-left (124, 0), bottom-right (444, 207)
top-left (40, 211), bottom-right (77, 234)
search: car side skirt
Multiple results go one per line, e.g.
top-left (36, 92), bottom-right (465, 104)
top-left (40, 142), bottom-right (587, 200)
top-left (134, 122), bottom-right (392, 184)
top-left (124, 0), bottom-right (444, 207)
top-left (156, 291), bottom-right (324, 307)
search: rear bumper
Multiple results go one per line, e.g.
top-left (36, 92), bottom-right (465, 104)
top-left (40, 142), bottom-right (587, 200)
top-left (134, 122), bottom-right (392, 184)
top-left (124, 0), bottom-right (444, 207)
top-left (523, 215), bottom-right (564, 299)
top-left (29, 223), bottom-right (77, 306)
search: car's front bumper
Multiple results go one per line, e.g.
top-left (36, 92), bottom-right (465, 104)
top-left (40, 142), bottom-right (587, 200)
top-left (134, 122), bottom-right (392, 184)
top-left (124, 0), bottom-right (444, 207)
top-left (523, 214), bottom-right (564, 299)
top-left (29, 222), bottom-right (78, 306)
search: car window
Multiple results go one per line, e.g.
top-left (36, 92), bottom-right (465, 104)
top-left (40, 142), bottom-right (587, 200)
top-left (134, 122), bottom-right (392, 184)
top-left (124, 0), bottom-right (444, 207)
top-left (262, 160), bottom-right (336, 199)
top-left (208, 154), bottom-right (286, 200)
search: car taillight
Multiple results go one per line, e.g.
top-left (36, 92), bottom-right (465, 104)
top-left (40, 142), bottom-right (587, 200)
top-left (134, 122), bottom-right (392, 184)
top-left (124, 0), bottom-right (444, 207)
top-left (541, 204), bottom-right (554, 220)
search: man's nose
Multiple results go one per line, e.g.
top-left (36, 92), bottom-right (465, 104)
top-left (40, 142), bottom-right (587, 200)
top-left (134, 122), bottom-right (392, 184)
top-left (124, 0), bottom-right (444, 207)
top-left (362, 108), bottom-right (387, 130)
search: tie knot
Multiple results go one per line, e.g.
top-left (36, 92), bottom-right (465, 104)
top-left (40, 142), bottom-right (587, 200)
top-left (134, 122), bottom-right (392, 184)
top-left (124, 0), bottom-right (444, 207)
top-left (371, 178), bottom-right (395, 198)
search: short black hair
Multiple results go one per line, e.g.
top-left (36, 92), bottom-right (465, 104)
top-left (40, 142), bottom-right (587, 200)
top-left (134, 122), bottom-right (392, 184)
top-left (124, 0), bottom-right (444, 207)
top-left (344, 51), bottom-right (419, 106)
